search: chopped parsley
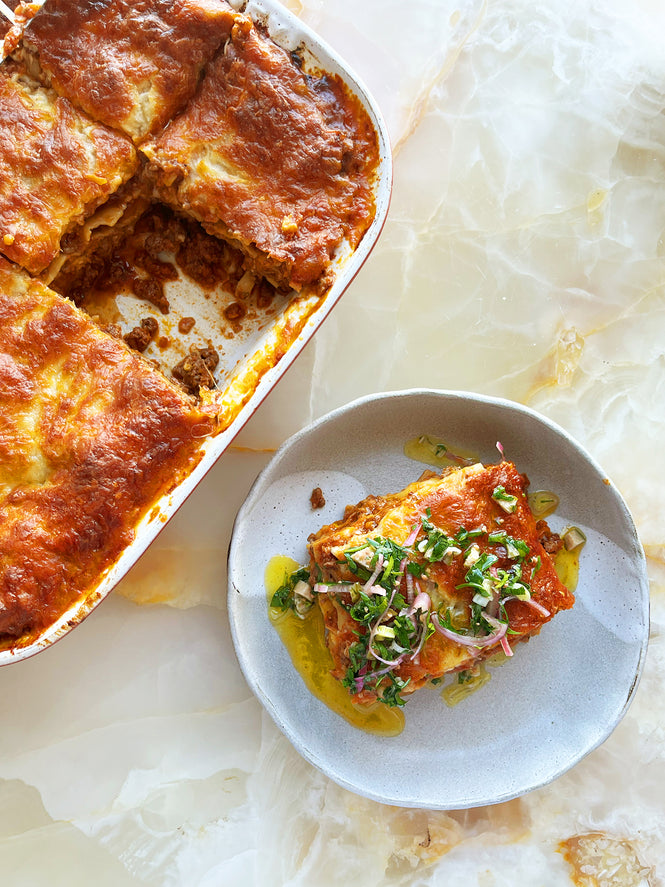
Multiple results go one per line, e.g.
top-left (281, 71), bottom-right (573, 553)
top-left (491, 485), bottom-right (518, 513)
top-left (271, 566), bottom-right (311, 611)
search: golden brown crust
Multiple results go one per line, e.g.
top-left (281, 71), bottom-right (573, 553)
top-left (144, 17), bottom-right (379, 291)
top-left (0, 258), bottom-right (210, 646)
top-left (21, 0), bottom-right (238, 141)
top-left (0, 59), bottom-right (138, 275)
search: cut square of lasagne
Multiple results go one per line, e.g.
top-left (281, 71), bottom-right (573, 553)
top-left (0, 258), bottom-right (210, 648)
top-left (0, 59), bottom-right (138, 277)
top-left (18, 0), bottom-right (238, 142)
top-left (143, 16), bottom-right (379, 292)
top-left (302, 461), bottom-right (574, 707)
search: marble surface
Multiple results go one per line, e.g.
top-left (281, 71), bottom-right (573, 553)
top-left (2, 0), bottom-right (665, 883)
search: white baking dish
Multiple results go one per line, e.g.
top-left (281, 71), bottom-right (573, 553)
top-left (0, 0), bottom-right (392, 665)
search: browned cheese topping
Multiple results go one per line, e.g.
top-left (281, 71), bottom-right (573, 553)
top-left (0, 259), bottom-right (209, 648)
top-left (144, 17), bottom-right (379, 291)
top-left (21, 0), bottom-right (238, 141)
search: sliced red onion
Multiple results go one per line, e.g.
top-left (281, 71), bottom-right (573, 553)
top-left (496, 440), bottom-right (505, 461)
top-left (404, 519), bottom-right (422, 548)
top-left (409, 617), bottom-right (429, 660)
top-left (431, 612), bottom-right (507, 650)
top-left (526, 599), bottom-right (551, 617)
top-left (368, 647), bottom-right (405, 667)
top-left (408, 591), bottom-right (431, 616)
top-left (367, 659), bottom-right (405, 681)
top-left (363, 553), bottom-right (384, 592)
top-left (354, 663), bottom-right (368, 693)
top-left (313, 582), bottom-right (356, 595)
top-left (405, 571), bottom-right (415, 605)
top-left (500, 635), bottom-right (513, 657)
top-left (485, 592), bottom-right (500, 619)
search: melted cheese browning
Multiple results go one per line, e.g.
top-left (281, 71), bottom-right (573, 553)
top-left (144, 17), bottom-right (379, 291)
top-left (0, 60), bottom-right (138, 275)
top-left (0, 259), bottom-right (209, 646)
top-left (20, 0), bottom-right (238, 141)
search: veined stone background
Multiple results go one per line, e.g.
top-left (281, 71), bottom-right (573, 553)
top-left (2, 0), bottom-right (665, 883)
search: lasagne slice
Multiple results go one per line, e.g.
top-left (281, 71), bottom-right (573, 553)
top-left (0, 59), bottom-right (138, 276)
top-left (18, 0), bottom-right (238, 142)
top-left (302, 462), bottom-right (574, 707)
top-left (0, 258), bottom-right (210, 648)
top-left (143, 16), bottom-right (379, 292)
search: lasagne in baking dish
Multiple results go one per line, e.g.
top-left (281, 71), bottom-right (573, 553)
top-left (274, 461), bottom-right (574, 708)
top-left (0, 258), bottom-right (209, 647)
top-left (143, 15), bottom-right (379, 292)
top-left (0, 59), bottom-right (138, 276)
top-left (0, 0), bottom-right (382, 653)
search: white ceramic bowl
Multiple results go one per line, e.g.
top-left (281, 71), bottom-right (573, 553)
top-left (228, 389), bottom-right (649, 809)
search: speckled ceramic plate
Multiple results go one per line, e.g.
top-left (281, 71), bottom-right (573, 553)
top-left (227, 389), bottom-right (649, 809)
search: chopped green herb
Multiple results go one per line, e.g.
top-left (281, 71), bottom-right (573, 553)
top-left (505, 537), bottom-right (530, 560)
top-left (376, 673), bottom-right (411, 707)
top-left (492, 485), bottom-right (518, 513)
top-left (416, 514), bottom-right (455, 562)
top-left (406, 561), bottom-right (427, 577)
top-left (348, 589), bottom-right (389, 626)
top-left (270, 566), bottom-right (311, 611)
top-left (457, 670), bottom-right (474, 684)
top-left (454, 526), bottom-right (486, 548)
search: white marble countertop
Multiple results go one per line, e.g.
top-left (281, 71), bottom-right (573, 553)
top-left (2, 0), bottom-right (665, 883)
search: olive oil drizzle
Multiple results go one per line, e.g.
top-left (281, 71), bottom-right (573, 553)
top-left (403, 434), bottom-right (477, 469)
top-left (266, 556), bottom-right (405, 737)
top-left (554, 533), bottom-right (582, 592)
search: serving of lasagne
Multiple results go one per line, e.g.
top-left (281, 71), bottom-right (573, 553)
top-left (274, 461), bottom-right (574, 708)
top-left (0, 0), bottom-right (384, 655)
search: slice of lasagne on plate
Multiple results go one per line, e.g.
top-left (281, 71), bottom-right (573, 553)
top-left (298, 461), bottom-right (574, 707)
top-left (0, 258), bottom-right (209, 649)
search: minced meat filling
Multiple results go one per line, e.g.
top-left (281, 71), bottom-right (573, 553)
top-left (172, 344), bottom-right (220, 394)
